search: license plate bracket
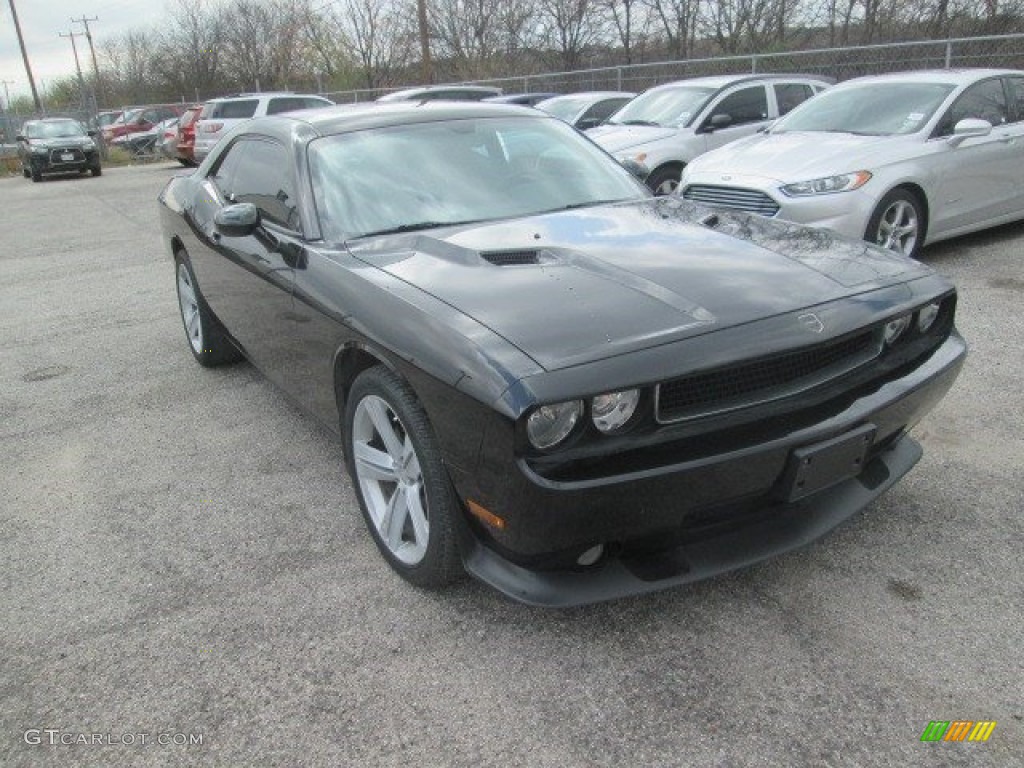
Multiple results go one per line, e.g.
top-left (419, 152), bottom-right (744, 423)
top-left (778, 424), bottom-right (876, 502)
top-left (60, 152), bottom-right (74, 161)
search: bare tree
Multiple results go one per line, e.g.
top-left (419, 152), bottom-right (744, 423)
top-left (339, 0), bottom-right (414, 89)
top-left (536, 0), bottom-right (607, 69)
top-left (647, 0), bottom-right (699, 59)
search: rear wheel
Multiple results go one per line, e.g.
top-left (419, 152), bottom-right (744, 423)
top-left (865, 189), bottom-right (924, 258)
top-left (174, 250), bottom-right (242, 367)
top-left (30, 167), bottom-right (41, 182)
top-left (344, 366), bottom-right (463, 589)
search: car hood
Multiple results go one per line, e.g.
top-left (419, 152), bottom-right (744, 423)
top-left (346, 198), bottom-right (929, 371)
top-left (26, 137), bottom-right (94, 149)
top-left (587, 124), bottom-right (681, 153)
top-left (689, 131), bottom-right (917, 182)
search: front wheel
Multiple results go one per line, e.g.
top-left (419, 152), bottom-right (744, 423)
top-left (90, 164), bottom-right (102, 177)
top-left (344, 366), bottom-right (463, 589)
top-left (647, 165), bottom-right (683, 196)
top-left (865, 189), bottom-right (924, 258)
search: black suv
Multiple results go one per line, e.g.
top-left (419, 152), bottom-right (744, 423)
top-left (17, 118), bottom-right (102, 182)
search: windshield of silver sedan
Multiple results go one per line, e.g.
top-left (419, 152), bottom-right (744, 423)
top-left (309, 116), bottom-right (648, 240)
top-left (605, 86), bottom-right (715, 127)
top-left (773, 82), bottom-right (956, 136)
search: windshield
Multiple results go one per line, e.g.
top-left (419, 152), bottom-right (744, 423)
top-left (26, 120), bottom-right (86, 139)
top-left (607, 86), bottom-right (715, 127)
top-left (310, 116), bottom-right (648, 240)
top-left (536, 95), bottom-right (593, 122)
top-left (773, 82), bottom-right (956, 136)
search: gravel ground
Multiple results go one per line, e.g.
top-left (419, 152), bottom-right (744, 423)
top-left (1, 164), bottom-right (1021, 767)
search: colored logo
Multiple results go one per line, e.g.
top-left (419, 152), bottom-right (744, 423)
top-left (920, 721), bottom-right (996, 742)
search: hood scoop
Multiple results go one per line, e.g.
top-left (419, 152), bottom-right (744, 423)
top-left (480, 250), bottom-right (541, 266)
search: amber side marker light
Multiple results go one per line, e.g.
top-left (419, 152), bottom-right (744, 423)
top-left (467, 500), bottom-right (506, 530)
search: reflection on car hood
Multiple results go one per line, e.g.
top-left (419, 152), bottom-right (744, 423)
top-left (587, 124), bottom-right (680, 152)
top-left (347, 198), bottom-right (929, 371)
top-left (690, 131), bottom-right (914, 181)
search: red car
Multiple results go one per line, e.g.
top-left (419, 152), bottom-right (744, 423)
top-left (174, 105), bottom-right (203, 166)
top-left (101, 105), bottom-right (184, 143)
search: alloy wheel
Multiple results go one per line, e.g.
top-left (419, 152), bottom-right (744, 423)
top-left (875, 199), bottom-right (919, 255)
top-left (176, 262), bottom-right (204, 354)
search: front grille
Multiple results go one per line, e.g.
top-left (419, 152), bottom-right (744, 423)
top-left (682, 185), bottom-right (780, 217)
top-left (49, 147), bottom-right (85, 164)
top-left (656, 331), bottom-right (878, 422)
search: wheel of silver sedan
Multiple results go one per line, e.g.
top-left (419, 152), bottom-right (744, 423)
top-left (867, 189), bottom-right (924, 258)
top-left (176, 261), bottom-right (204, 355)
top-left (351, 394), bottom-right (429, 565)
top-left (344, 366), bottom-right (463, 587)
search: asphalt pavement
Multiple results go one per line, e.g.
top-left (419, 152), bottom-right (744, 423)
top-left (1, 164), bottom-right (1021, 767)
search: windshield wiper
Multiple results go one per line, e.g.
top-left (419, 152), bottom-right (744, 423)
top-left (620, 119), bottom-right (660, 127)
top-left (352, 219), bottom-right (483, 239)
top-left (552, 198), bottom-right (637, 213)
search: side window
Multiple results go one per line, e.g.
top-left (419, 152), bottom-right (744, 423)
top-left (580, 98), bottom-right (628, 127)
top-left (229, 140), bottom-right (300, 231)
top-left (774, 83), bottom-right (814, 116)
top-left (936, 79), bottom-right (1009, 136)
top-left (210, 141), bottom-right (249, 199)
top-left (267, 97), bottom-right (330, 115)
top-left (218, 100), bottom-right (259, 119)
top-left (1005, 77), bottom-right (1024, 123)
top-left (710, 86), bottom-right (769, 127)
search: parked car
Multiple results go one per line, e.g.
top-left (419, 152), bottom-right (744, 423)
top-left (101, 104), bottom-right (183, 143)
top-left (679, 69), bottom-right (1024, 258)
top-left (159, 102), bottom-right (965, 606)
top-left (95, 110), bottom-right (122, 129)
top-left (483, 92), bottom-right (561, 106)
top-left (192, 92), bottom-right (334, 163)
top-left (17, 117), bottom-right (101, 181)
top-left (157, 117), bottom-right (181, 160)
top-left (376, 85), bottom-right (502, 102)
top-left (589, 74), bottom-right (833, 194)
top-left (172, 105), bottom-right (203, 166)
top-left (535, 91), bottom-right (635, 130)
top-left (113, 116), bottom-right (178, 158)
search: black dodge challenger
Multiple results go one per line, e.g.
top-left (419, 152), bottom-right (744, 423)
top-left (158, 102), bottom-right (966, 606)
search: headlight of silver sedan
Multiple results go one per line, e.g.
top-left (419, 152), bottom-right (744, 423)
top-left (780, 171), bottom-right (872, 196)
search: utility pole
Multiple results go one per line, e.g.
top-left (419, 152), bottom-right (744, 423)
top-left (0, 79), bottom-right (13, 111)
top-left (59, 30), bottom-right (89, 110)
top-left (7, 0), bottom-right (43, 112)
top-left (71, 16), bottom-right (103, 108)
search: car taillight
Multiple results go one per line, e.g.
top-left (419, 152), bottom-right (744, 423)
top-left (201, 123), bottom-right (223, 133)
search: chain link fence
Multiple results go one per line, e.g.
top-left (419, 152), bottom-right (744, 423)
top-left (326, 33), bottom-right (1024, 103)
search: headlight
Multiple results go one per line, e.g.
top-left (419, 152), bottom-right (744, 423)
top-left (883, 314), bottom-right (912, 345)
top-left (617, 152), bottom-right (648, 165)
top-left (780, 171), bottom-right (872, 197)
top-left (526, 400), bottom-right (583, 450)
top-left (917, 302), bottom-right (940, 333)
top-left (591, 389), bottom-right (640, 433)
top-left (31, 145), bottom-right (49, 155)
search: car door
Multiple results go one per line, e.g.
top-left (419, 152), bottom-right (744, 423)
top-left (697, 84), bottom-right (771, 153)
top-left (188, 137), bottom-right (303, 384)
top-left (926, 77), bottom-right (1020, 237)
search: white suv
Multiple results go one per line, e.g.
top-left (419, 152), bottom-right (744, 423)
top-left (588, 74), bottom-right (832, 194)
top-left (193, 92), bottom-right (333, 162)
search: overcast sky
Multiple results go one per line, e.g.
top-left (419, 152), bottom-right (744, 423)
top-left (1, 0), bottom-right (214, 103)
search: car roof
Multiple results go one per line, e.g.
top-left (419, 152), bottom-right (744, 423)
top-left (540, 91), bottom-right (635, 101)
top-left (206, 92), bottom-right (323, 103)
top-left (651, 73), bottom-right (832, 90)
top-left (376, 84), bottom-right (503, 102)
top-left (834, 68), bottom-right (1024, 87)
top-left (240, 102), bottom-right (547, 141)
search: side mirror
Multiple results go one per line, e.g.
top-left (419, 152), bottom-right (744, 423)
top-left (619, 158), bottom-right (649, 182)
top-left (87, 129), bottom-right (98, 137)
top-left (214, 202), bottom-right (260, 238)
top-left (16, 134), bottom-right (26, 142)
top-left (947, 117), bottom-right (992, 147)
top-left (577, 117), bottom-right (601, 131)
top-left (698, 113), bottom-right (732, 134)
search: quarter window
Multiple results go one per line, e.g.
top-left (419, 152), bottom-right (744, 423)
top-left (774, 83), bottom-right (814, 116)
top-left (1004, 77), bottom-right (1024, 122)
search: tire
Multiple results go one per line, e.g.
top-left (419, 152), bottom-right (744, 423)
top-left (22, 166), bottom-right (30, 179)
top-left (91, 165), bottom-right (102, 177)
top-left (30, 168), bottom-right (41, 182)
top-left (647, 165), bottom-right (683, 196)
top-left (344, 366), bottom-right (463, 589)
top-left (174, 250), bottom-right (242, 367)
top-left (865, 189), bottom-right (924, 258)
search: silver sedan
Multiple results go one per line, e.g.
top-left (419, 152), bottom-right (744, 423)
top-left (679, 69), bottom-right (1024, 257)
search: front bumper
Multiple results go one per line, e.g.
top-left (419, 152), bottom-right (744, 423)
top-left (30, 149), bottom-right (99, 175)
top-left (453, 332), bottom-right (966, 606)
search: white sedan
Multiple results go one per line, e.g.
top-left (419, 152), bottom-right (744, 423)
top-left (679, 69), bottom-right (1024, 257)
